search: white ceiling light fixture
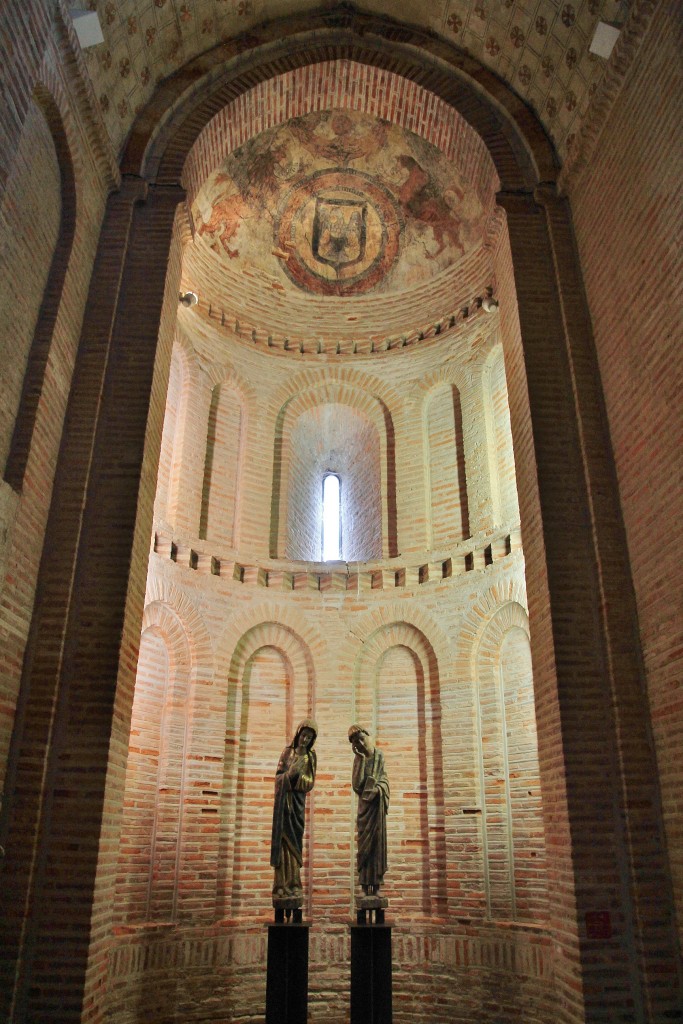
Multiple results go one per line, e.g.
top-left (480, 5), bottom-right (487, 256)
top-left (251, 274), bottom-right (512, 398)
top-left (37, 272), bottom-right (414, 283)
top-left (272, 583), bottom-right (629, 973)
top-left (70, 10), bottom-right (105, 50)
top-left (589, 21), bottom-right (621, 59)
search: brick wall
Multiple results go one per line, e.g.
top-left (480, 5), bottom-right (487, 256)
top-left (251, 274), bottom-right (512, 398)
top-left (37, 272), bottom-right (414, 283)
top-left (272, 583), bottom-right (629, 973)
top-left (426, 383), bottom-right (469, 546)
top-left (567, 0), bottom-right (683, 944)
top-left (0, 99), bottom-right (60, 471)
top-left (199, 382), bottom-right (244, 549)
top-left (0, 21), bottom-right (114, 804)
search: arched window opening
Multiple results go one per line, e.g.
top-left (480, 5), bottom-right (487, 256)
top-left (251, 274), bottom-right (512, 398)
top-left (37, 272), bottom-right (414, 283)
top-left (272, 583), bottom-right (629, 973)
top-left (322, 472), bottom-right (341, 560)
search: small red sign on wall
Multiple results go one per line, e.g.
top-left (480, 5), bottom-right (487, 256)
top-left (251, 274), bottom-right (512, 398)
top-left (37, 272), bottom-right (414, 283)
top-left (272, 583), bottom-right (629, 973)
top-left (585, 910), bottom-right (612, 939)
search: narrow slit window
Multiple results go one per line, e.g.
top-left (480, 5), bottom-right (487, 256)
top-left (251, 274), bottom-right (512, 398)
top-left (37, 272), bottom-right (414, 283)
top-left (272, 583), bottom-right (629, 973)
top-left (322, 473), bottom-right (341, 560)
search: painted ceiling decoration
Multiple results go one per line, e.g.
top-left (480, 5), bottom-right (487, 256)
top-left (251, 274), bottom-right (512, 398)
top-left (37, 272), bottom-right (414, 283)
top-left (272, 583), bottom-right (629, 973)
top-left (192, 111), bottom-right (488, 296)
top-left (67, 0), bottom-right (631, 165)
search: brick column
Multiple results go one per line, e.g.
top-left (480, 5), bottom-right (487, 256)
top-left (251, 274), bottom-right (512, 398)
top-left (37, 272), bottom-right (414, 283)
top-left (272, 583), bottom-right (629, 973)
top-left (497, 186), bottom-right (681, 1022)
top-left (0, 175), bottom-right (185, 1024)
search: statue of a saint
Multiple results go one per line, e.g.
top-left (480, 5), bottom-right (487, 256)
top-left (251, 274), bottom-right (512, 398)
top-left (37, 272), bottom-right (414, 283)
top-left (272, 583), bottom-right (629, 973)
top-left (349, 725), bottom-right (390, 895)
top-left (270, 718), bottom-right (318, 906)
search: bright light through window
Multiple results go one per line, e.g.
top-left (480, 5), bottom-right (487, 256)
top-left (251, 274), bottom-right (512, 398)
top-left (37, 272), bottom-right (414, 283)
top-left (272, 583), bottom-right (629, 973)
top-left (322, 473), bottom-right (341, 560)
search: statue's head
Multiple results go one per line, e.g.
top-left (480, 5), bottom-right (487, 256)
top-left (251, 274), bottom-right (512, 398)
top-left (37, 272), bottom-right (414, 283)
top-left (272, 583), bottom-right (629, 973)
top-left (348, 724), bottom-right (373, 756)
top-left (293, 718), bottom-right (318, 750)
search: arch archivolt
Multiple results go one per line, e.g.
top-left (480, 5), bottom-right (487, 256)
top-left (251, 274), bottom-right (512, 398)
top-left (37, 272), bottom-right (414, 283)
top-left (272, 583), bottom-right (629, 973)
top-left (216, 613), bottom-right (319, 916)
top-left (201, 357), bottom-right (258, 411)
top-left (460, 595), bottom-right (547, 923)
top-left (127, 10), bottom-right (556, 189)
top-left (270, 376), bottom-right (398, 559)
top-left (269, 365), bottom-right (404, 424)
top-left (215, 600), bottom-right (326, 676)
top-left (349, 614), bottom-right (448, 918)
top-left (474, 600), bottom-right (530, 671)
top-left (143, 577), bottom-right (214, 672)
top-left (454, 580), bottom-right (528, 673)
top-left (117, 593), bottom-right (206, 924)
top-left (179, 60), bottom-right (499, 210)
top-left (341, 603), bottom-right (453, 684)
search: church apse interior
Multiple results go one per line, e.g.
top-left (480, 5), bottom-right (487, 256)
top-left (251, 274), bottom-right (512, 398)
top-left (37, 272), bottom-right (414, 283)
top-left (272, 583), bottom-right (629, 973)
top-left (0, 2), bottom-right (680, 1023)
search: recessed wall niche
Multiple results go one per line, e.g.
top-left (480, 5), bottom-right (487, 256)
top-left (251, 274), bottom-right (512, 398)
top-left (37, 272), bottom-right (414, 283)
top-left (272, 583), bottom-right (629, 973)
top-left (272, 390), bottom-right (393, 561)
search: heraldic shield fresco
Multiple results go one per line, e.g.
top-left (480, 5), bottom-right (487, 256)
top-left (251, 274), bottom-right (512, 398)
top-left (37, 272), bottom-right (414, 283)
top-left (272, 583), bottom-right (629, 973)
top-left (192, 110), bottom-right (488, 296)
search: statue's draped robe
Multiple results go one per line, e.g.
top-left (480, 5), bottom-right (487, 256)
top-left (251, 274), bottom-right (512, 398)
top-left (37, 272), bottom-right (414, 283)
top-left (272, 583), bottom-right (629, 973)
top-left (352, 748), bottom-right (390, 887)
top-left (270, 744), bottom-right (316, 897)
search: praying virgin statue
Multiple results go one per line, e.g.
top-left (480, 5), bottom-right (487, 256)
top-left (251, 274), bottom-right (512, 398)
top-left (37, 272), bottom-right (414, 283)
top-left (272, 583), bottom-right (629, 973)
top-left (270, 718), bottom-right (318, 907)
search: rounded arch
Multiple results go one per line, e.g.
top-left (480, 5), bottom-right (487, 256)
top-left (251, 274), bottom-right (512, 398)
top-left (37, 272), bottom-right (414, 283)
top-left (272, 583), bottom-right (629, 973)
top-left (117, 598), bottom-right (198, 924)
top-left (3, 82), bottom-right (77, 489)
top-left (350, 615), bottom-right (448, 920)
top-left (270, 378), bottom-right (398, 559)
top-left (269, 364), bottom-right (404, 422)
top-left (201, 353), bottom-right (259, 407)
top-left (180, 60), bottom-right (499, 211)
top-left (121, 9), bottom-right (557, 190)
top-left (215, 600), bottom-right (326, 673)
top-left (455, 578), bottom-right (529, 673)
top-left (216, 614), bottom-right (319, 918)
top-left (143, 576), bottom-right (215, 670)
top-left (467, 599), bottom-right (548, 925)
top-left (342, 602), bottom-right (454, 680)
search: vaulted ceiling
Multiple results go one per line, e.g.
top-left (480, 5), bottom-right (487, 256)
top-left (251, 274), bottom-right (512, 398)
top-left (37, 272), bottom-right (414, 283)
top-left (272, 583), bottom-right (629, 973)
top-left (68, 0), bottom-right (630, 165)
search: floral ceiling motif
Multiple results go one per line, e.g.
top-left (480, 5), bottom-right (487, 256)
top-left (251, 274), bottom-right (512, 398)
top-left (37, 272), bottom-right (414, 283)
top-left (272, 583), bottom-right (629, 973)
top-left (193, 111), bottom-right (488, 296)
top-left (68, 0), bottom-right (630, 164)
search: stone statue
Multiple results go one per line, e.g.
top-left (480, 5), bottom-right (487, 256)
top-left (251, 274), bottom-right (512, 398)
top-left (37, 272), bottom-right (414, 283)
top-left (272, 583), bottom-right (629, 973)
top-left (349, 725), bottom-right (390, 897)
top-left (270, 718), bottom-right (318, 915)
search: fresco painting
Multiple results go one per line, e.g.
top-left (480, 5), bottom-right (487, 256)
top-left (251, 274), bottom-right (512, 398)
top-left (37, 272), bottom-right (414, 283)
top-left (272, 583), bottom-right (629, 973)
top-left (194, 110), bottom-right (487, 296)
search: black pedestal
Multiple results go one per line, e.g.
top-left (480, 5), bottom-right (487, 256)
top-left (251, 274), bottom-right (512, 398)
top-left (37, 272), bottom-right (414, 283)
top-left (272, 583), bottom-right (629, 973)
top-left (265, 923), bottom-right (310, 1024)
top-left (350, 923), bottom-right (392, 1024)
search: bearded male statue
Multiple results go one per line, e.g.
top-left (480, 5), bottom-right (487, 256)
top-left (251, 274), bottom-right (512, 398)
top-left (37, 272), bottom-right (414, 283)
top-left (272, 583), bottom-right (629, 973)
top-left (348, 724), bottom-right (390, 895)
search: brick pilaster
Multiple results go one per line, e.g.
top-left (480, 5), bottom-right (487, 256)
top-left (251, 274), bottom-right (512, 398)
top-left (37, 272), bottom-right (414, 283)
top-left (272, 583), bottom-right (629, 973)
top-left (0, 176), bottom-right (185, 1024)
top-left (497, 185), bottom-right (682, 1021)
